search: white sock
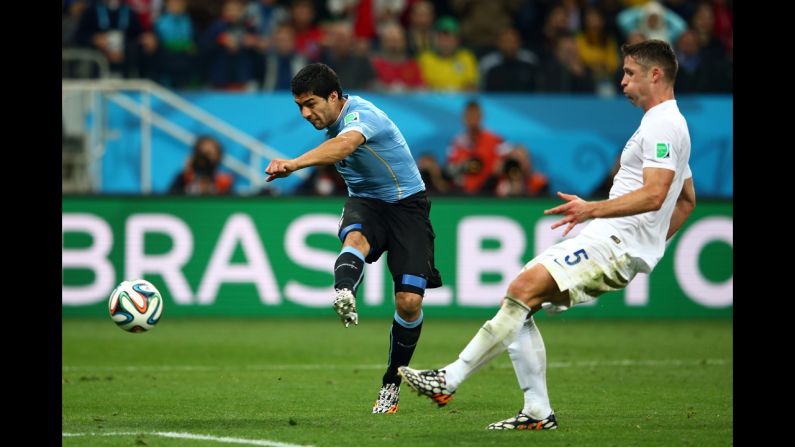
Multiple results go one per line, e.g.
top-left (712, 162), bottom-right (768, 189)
top-left (507, 316), bottom-right (552, 419)
top-left (443, 297), bottom-right (530, 391)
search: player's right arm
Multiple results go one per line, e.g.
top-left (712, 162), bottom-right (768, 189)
top-left (545, 167), bottom-right (675, 236)
top-left (265, 131), bottom-right (365, 182)
top-left (665, 176), bottom-right (696, 241)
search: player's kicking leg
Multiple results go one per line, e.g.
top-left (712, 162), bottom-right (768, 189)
top-left (333, 232), bottom-right (370, 327)
top-left (399, 264), bottom-right (563, 408)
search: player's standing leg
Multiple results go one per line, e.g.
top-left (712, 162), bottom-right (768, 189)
top-left (488, 316), bottom-right (557, 430)
top-left (373, 291), bottom-right (424, 413)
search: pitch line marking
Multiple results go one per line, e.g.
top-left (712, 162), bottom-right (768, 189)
top-left (62, 358), bottom-right (730, 373)
top-left (62, 431), bottom-right (313, 447)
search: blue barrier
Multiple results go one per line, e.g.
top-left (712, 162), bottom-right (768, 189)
top-left (100, 92), bottom-right (732, 197)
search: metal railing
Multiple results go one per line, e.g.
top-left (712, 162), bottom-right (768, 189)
top-left (61, 78), bottom-right (306, 194)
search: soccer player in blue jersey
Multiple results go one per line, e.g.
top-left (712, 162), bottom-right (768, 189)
top-left (265, 63), bottom-right (443, 414)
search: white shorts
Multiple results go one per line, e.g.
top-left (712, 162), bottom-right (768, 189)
top-left (522, 233), bottom-right (648, 307)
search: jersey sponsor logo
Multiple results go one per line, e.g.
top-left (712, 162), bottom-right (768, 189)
top-left (344, 112), bottom-right (360, 125)
top-left (656, 142), bottom-right (671, 159)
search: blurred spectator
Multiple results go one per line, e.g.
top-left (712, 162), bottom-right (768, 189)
top-left (625, 30), bottom-right (647, 46)
top-left (594, 0), bottom-right (623, 41)
top-left (674, 29), bottom-right (732, 93)
top-left (537, 33), bottom-right (596, 93)
top-left (533, 4), bottom-right (571, 65)
top-left (690, 1), bottom-right (727, 60)
top-left (417, 17), bottom-right (478, 91)
top-left (483, 145), bottom-right (549, 197)
top-left (479, 27), bottom-right (538, 92)
top-left (127, 0), bottom-right (162, 31)
top-left (617, 1), bottom-right (686, 44)
top-left (446, 100), bottom-right (512, 194)
top-left (328, 0), bottom-right (407, 50)
top-left (199, 0), bottom-right (259, 90)
top-left (245, 0), bottom-right (290, 49)
top-left (576, 7), bottom-right (619, 96)
top-left (295, 164), bottom-right (347, 196)
top-left (75, 0), bottom-right (158, 78)
top-left (290, 0), bottom-right (324, 61)
top-left (710, 0), bottom-right (732, 55)
top-left (371, 22), bottom-right (425, 92)
top-left (417, 153), bottom-right (452, 194)
top-left (154, 0), bottom-right (197, 88)
top-left (449, 0), bottom-right (524, 54)
top-left (186, 0), bottom-right (224, 36)
top-left (405, 0), bottom-right (435, 56)
top-left (261, 24), bottom-right (308, 91)
top-left (169, 136), bottom-right (234, 195)
top-left (63, 0), bottom-right (90, 48)
top-left (662, 0), bottom-right (697, 25)
top-left (319, 21), bottom-right (377, 90)
top-left (559, 0), bottom-right (584, 34)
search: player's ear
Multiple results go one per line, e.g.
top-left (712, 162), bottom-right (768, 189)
top-left (328, 91), bottom-right (338, 103)
top-left (651, 66), bottom-right (662, 83)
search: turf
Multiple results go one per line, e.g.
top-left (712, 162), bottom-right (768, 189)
top-left (63, 318), bottom-right (732, 446)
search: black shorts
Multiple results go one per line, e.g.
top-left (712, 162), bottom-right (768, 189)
top-left (337, 190), bottom-right (443, 296)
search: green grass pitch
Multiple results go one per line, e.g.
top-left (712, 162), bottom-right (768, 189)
top-left (63, 317), bottom-right (732, 446)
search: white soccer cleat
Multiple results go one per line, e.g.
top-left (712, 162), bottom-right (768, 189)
top-left (372, 383), bottom-right (400, 414)
top-left (332, 288), bottom-right (358, 327)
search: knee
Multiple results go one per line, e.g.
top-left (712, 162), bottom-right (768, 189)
top-left (343, 231), bottom-right (370, 256)
top-left (507, 276), bottom-right (534, 301)
top-left (507, 277), bottom-right (544, 309)
top-left (395, 292), bottom-right (423, 321)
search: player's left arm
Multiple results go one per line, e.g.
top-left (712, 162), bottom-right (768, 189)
top-left (666, 176), bottom-right (696, 241)
top-left (265, 131), bottom-right (364, 182)
top-left (545, 167), bottom-right (675, 236)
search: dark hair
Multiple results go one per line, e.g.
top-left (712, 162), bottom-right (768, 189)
top-left (291, 63), bottom-right (343, 99)
top-left (464, 99), bottom-right (480, 110)
top-left (191, 136), bottom-right (223, 178)
top-left (621, 39), bottom-right (678, 85)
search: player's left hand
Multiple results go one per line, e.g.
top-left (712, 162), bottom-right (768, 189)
top-left (544, 192), bottom-right (595, 237)
top-left (265, 159), bottom-right (298, 182)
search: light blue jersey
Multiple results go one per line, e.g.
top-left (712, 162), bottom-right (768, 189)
top-left (326, 95), bottom-right (425, 202)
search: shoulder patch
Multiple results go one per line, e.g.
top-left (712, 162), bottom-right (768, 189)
top-left (655, 142), bottom-right (671, 159)
top-left (344, 112), bottom-right (360, 125)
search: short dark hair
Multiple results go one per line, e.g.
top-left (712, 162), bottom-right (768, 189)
top-left (291, 63), bottom-right (343, 99)
top-left (621, 39), bottom-right (678, 85)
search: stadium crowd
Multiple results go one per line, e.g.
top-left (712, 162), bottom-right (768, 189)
top-left (62, 0), bottom-right (731, 198)
top-left (63, 0), bottom-right (732, 95)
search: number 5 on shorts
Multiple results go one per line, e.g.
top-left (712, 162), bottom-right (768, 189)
top-left (564, 249), bottom-right (589, 266)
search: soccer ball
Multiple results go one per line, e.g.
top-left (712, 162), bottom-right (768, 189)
top-left (108, 279), bottom-right (163, 333)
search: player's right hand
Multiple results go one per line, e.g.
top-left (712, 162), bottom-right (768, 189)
top-left (265, 159), bottom-right (297, 182)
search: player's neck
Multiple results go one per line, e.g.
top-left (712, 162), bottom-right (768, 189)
top-left (331, 97), bottom-right (348, 124)
top-left (643, 90), bottom-right (675, 113)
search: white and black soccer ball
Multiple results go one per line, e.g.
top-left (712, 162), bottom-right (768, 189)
top-left (108, 279), bottom-right (163, 333)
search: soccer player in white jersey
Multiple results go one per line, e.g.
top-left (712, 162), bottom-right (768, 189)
top-left (398, 39), bottom-right (697, 430)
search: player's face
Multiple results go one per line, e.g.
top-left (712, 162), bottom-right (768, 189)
top-left (620, 56), bottom-right (651, 108)
top-left (294, 91), bottom-right (340, 129)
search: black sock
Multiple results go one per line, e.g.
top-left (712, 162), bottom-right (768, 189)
top-left (383, 312), bottom-right (423, 386)
top-left (334, 247), bottom-right (365, 292)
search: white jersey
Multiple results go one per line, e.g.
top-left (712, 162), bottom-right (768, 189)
top-left (581, 99), bottom-right (692, 271)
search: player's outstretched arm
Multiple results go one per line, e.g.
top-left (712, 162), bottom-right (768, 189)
top-left (544, 167), bottom-right (675, 236)
top-left (666, 177), bottom-right (696, 241)
top-left (264, 131), bottom-right (365, 182)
